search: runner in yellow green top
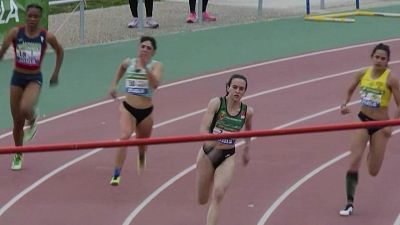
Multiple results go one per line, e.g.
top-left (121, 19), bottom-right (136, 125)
top-left (109, 36), bottom-right (163, 186)
top-left (339, 43), bottom-right (400, 216)
top-left (196, 74), bottom-right (254, 225)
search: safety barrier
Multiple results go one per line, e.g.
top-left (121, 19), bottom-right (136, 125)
top-left (1, 119), bottom-right (400, 154)
top-left (305, 0), bottom-right (400, 22)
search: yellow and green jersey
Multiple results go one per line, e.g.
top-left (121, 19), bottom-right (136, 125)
top-left (360, 67), bottom-right (391, 108)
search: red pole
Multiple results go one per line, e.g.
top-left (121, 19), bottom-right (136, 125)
top-left (1, 119), bottom-right (400, 154)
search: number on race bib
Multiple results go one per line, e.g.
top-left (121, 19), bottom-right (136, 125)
top-left (125, 78), bottom-right (149, 95)
top-left (213, 128), bottom-right (236, 145)
top-left (360, 89), bottom-right (382, 108)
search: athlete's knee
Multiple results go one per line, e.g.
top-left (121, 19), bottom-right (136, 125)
top-left (136, 127), bottom-right (152, 138)
top-left (119, 132), bottom-right (133, 140)
top-left (349, 161), bottom-right (361, 171)
top-left (212, 187), bottom-right (226, 203)
top-left (197, 190), bottom-right (209, 205)
top-left (368, 167), bottom-right (380, 177)
top-left (369, 171), bottom-right (379, 177)
top-left (138, 145), bottom-right (147, 152)
top-left (19, 102), bottom-right (33, 116)
top-left (198, 195), bottom-right (208, 205)
top-left (13, 119), bottom-right (25, 130)
top-left (381, 127), bottom-right (392, 138)
top-left (349, 153), bottom-right (363, 169)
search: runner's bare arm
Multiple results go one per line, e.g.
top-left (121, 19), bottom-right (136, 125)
top-left (109, 58), bottom-right (130, 98)
top-left (145, 61), bottom-right (163, 89)
top-left (200, 97), bottom-right (220, 147)
top-left (340, 70), bottom-right (363, 114)
top-left (47, 32), bottom-right (64, 86)
top-left (389, 73), bottom-right (400, 119)
top-left (242, 106), bottom-right (253, 166)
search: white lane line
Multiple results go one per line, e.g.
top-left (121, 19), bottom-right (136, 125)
top-left (1, 41), bottom-right (400, 218)
top-left (122, 164), bottom-right (197, 225)
top-left (160, 38), bottom-right (400, 89)
top-left (0, 66), bottom-right (359, 218)
top-left (50, 32), bottom-right (400, 52)
top-left (256, 152), bottom-right (349, 225)
top-left (394, 214), bottom-right (400, 225)
top-left (0, 112), bottom-right (202, 217)
top-left (0, 149), bottom-right (102, 216)
top-left (120, 60), bottom-right (400, 224)
top-left (0, 100), bottom-right (116, 139)
top-left (257, 128), bottom-right (400, 225)
top-left (2, 38), bottom-right (400, 139)
top-left (121, 100), bottom-right (360, 225)
top-left (257, 153), bottom-right (351, 225)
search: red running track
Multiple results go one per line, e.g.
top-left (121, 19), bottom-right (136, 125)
top-left (1, 39), bottom-right (400, 225)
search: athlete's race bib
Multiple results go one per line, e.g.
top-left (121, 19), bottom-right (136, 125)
top-left (360, 89), bottom-right (382, 108)
top-left (15, 47), bottom-right (41, 66)
top-left (125, 78), bottom-right (149, 94)
top-left (213, 128), bottom-right (236, 145)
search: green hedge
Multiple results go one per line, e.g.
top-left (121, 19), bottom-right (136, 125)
top-left (0, 0), bottom-right (49, 41)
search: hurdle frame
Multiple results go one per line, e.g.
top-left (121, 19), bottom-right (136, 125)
top-left (304, 0), bottom-right (400, 23)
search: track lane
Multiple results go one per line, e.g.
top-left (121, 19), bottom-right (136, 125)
top-left (1, 40), bottom-right (400, 225)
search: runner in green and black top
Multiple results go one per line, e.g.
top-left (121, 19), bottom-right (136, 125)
top-left (196, 74), bottom-right (254, 225)
top-left (207, 96), bottom-right (247, 158)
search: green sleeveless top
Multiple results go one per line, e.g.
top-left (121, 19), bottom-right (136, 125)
top-left (124, 58), bottom-right (157, 98)
top-left (209, 97), bottom-right (247, 145)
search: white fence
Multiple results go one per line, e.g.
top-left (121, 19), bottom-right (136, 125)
top-left (49, 0), bottom-right (150, 44)
top-left (49, 0), bottom-right (85, 44)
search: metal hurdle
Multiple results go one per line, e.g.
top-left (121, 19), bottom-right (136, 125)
top-left (304, 0), bottom-right (400, 23)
